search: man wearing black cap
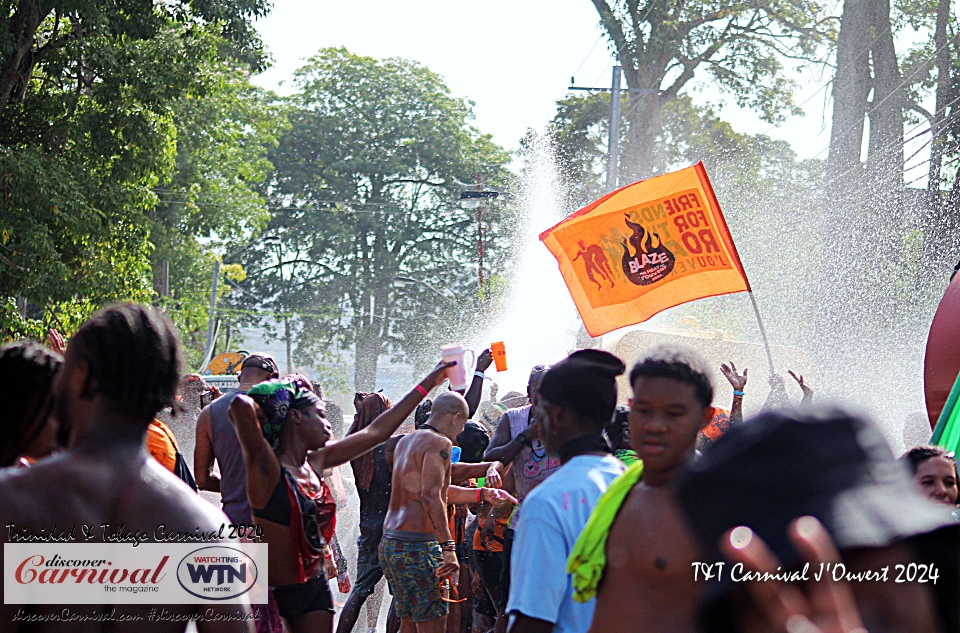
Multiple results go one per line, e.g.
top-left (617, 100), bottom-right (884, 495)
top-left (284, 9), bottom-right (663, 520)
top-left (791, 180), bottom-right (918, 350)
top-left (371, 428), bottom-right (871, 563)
top-left (570, 344), bottom-right (715, 633)
top-left (506, 350), bottom-right (626, 633)
top-left (194, 352), bottom-right (279, 525)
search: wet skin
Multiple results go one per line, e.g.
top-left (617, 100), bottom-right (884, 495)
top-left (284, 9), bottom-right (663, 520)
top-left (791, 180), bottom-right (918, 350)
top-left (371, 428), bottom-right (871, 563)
top-left (0, 344), bottom-right (253, 633)
top-left (588, 377), bottom-right (711, 633)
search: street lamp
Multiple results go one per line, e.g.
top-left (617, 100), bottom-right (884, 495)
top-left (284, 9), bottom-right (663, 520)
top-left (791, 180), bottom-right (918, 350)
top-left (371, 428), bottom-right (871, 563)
top-left (458, 187), bottom-right (499, 292)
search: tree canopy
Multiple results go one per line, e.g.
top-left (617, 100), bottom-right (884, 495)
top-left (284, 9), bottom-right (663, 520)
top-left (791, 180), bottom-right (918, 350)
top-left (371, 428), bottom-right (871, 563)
top-left (231, 47), bottom-right (513, 389)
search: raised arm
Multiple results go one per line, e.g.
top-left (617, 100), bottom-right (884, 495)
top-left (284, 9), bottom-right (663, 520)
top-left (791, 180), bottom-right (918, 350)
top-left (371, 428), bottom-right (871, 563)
top-left (227, 395), bottom-right (280, 510)
top-left (788, 370), bottom-right (814, 405)
top-left (720, 362), bottom-right (748, 427)
top-left (464, 349), bottom-right (492, 418)
top-left (485, 411), bottom-right (537, 466)
top-left (311, 360), bottom-right (453, 470)
top-left (194, 407), bottom-right (220, 493)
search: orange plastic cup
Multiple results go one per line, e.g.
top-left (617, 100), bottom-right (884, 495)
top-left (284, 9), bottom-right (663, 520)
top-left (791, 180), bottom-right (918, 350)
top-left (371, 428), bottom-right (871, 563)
top-left (491, 342), bottom-right (507, 372)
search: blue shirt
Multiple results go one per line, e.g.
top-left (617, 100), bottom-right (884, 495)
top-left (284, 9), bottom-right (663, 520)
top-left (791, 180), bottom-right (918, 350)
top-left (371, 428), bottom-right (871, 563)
top-left (507, 454), bottom-right (625, 633)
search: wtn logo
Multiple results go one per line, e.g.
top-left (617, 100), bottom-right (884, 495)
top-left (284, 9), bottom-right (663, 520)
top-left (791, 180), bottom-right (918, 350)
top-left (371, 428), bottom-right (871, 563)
top-left (176, 546), bottom-right (259, 601)
top-left (186, 563), bottom-right (247, 585)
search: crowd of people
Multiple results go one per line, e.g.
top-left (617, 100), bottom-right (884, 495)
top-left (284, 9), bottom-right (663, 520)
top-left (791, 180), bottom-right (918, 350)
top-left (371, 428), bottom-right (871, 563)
top-left (1, 301), bottom-right (959, 633)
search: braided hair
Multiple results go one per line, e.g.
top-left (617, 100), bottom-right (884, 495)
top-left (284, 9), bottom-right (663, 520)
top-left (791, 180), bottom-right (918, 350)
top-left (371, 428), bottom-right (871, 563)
top-left (69, 303), bottom-right (183, 424)
top-left (0, 341), bottom-right (63, 466)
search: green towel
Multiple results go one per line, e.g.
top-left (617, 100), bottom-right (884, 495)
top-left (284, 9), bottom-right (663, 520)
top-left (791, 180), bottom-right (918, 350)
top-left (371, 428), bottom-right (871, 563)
top-left (566, 460), bottom-right (644, 603)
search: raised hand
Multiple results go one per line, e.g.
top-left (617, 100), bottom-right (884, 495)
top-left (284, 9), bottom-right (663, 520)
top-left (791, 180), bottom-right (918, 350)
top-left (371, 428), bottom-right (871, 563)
top-left (788, 370), bottom-right (814, 403)
top-left (46, 328), bottom-right (66, 356)
top-left (227, 394), bottom-right (259, 427)
top-left (720, 362), bottom-right (748, 392)
top-left (424, 359), bottom-right (458, 391)
top-left (476, 348), bottom-right (493, 373)
top-left (720, 517), bottom-right (866, 633)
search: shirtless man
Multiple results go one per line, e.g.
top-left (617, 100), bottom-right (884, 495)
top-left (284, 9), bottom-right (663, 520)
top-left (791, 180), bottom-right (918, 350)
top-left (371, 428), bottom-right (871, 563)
top-left (381, 392), bottom-right (512, 633)
top-left (0, 303), bottom-right (252, 633)
top-left (582, 344), bottom-right (714, 633)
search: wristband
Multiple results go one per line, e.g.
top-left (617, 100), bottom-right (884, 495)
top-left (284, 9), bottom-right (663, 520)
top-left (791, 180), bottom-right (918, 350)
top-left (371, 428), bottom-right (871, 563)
top-left (414, 384), bottom-right (429, 397)
top-left (733, 390), bottom-right (745, 397)
top-left (441, 540), bottom-right (456, 548)
top-left (474, 371), bottom-right (485, 378)
top-left (476, 488), bottom-right (483, 504)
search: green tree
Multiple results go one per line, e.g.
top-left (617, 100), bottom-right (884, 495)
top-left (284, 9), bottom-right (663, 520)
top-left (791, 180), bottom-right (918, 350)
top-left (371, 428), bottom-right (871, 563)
top-left (588, 0), bottom-right (833, 182)
top-left (0, 2), bottom-right (278, 348)
top-left (235, 48), bottom-right (513, 390)
top-left (150, 65), bottom-right (288, 369)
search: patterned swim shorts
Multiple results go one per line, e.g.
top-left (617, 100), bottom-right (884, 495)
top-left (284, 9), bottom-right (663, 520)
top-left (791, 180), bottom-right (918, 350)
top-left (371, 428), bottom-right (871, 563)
top-left (378, 537), bottom-right (447, 623)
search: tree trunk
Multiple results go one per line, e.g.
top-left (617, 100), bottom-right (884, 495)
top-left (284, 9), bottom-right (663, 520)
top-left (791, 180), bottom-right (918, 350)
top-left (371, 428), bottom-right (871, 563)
top-left (826, 0), bottom-right (872, 181)
top-left (353, 325), bottom-right (380, 392)
top-left (284, 317), bottom-right (293, 374)
top-left (817, 0), bottom-right (873, 372)
top-left (0, 1), bottom-right (50, 117)
top-left (866, 0), bottom-right (904, 194)
top-left (621, 67), bottom-right (660, 183)
top-left (927, 0), bottom-right (953, 193)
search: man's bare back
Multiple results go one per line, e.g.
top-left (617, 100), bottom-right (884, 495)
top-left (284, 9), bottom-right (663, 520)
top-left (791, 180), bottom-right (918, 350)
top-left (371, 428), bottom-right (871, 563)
top-left (383, 429), bottom-right (451, 536)
top-left (0, 447), bottom-right (253, 633)
top-left (588, 482), bottom-right (703, 633)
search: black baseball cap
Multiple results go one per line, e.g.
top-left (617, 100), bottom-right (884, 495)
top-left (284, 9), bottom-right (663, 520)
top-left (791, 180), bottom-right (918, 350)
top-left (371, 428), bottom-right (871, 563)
top-left (538, 349), bottom-right (625, 424)
top-left (240, 353), bottom-right (279, 378)
top-left (675, 405), bottom-right (960, 632)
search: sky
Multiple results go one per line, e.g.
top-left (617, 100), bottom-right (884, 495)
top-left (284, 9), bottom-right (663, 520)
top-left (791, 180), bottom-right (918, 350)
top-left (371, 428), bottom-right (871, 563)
top-left (251, 0), bottom-right (850, 164)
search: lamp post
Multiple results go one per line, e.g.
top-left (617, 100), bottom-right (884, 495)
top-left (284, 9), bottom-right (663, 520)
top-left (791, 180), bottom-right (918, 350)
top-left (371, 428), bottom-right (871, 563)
top-left (458, 175), bottom-right (499, 293)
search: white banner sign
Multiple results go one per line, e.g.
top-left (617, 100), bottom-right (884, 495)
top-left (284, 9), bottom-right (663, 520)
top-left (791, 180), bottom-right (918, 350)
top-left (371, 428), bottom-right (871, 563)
top-left (4, 543), bottom-right (268, 604)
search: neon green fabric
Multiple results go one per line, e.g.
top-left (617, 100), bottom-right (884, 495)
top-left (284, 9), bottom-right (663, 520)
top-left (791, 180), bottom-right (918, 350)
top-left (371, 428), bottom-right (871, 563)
top-left (613, 448), bottom-right (638, 466)
top-left (566, 460), bottom-right (644, 603)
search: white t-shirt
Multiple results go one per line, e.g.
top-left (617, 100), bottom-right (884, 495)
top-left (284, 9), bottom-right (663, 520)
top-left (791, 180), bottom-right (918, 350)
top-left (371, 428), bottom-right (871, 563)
top-left (507, 453), bottom-right (625, 633)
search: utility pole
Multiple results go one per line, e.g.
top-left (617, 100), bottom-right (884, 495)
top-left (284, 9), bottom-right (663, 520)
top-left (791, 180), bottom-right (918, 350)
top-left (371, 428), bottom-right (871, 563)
top-left (605, 66), bottom-right (622, 193)
top-left (476, 172), bottom-right (484, 292)
top-left (570, 65), bottom-right (656, 193)
top-left (200, 260), bottom-right (220, 371)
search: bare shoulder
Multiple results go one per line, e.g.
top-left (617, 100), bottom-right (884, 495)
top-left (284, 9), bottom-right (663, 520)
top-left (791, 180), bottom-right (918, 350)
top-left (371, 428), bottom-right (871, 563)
top-left (1, 454), bottom-right (227, 538)
top-left (0, 466), bottom-right (45, 527)
top-left (196, 404), bottom-right (211, 429)
top-left (131, 461), bottom-right (229, 532)
top-left (397, 431), bottom-right (450, 461)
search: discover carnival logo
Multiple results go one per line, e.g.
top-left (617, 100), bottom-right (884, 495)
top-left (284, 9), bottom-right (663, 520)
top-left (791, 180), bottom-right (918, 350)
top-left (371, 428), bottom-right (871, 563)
top-left (176, 546), bottom-right (259, 600)
top-left (4, 543), bottom-right (267, 604)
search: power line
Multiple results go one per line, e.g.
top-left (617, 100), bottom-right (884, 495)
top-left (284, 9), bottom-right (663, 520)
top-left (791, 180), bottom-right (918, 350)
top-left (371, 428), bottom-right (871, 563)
top-left (813, 35), bottom-right (958, 164)
top-left (570, 34), bottom-right (605, 82)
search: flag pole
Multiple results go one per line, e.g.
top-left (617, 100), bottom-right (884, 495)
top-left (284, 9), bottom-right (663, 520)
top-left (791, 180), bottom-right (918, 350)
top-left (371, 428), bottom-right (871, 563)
top-left (748, 291), bottom-right (775, 376)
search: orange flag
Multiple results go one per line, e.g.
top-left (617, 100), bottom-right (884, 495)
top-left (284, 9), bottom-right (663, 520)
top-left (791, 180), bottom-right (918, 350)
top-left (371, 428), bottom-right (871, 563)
top-left (540, 162), bottom-right (750, 337)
